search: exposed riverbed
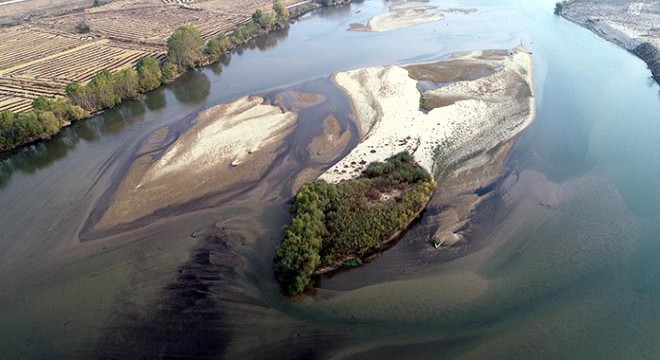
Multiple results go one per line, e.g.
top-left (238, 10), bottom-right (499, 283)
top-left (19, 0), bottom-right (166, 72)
top-left (1, 0), bottom-right (660, 359)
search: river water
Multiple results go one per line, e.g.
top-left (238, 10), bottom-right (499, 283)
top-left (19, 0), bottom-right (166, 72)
top-left (1, 0), bottom-right (660, 358)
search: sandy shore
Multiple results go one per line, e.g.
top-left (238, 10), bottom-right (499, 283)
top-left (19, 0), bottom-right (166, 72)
top-left (95, 96), bottom-right (297, 230)
top-left (321, 47), bottom-right (534, 183)
top-left (352, 1), bottom-right (477, 32)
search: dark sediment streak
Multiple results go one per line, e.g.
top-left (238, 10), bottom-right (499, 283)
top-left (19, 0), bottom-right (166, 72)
top-left (96, 230), bottom-right (247, 359)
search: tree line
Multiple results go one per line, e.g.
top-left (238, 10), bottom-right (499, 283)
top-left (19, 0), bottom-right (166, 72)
top-left (274, 152), bottom-right (435, 296)
top-left (0, 0), bottom-right (305, 153)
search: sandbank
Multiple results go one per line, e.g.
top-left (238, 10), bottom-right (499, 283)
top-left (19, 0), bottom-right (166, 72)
top-left (95, 96), bottom-right (297, 230)
top-left (320, 46), bottom-right (534, 183)
top-left (352, 1), bottom-right (477, 33)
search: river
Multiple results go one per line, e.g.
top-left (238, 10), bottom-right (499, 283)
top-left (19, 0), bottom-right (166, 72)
top-left (1, 0), bottom-right (659, 358)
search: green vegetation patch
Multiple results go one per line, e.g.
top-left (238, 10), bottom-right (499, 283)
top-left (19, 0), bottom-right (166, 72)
top-left (274, 152), bottom-right (435, 295)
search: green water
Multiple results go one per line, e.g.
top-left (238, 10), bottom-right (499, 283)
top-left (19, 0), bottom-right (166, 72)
top-left (1, 0), bottom-right (659, 358)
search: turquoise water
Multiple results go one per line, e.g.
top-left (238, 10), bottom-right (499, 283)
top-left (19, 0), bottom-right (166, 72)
top-left (0, 0), bottom-right (659, 358)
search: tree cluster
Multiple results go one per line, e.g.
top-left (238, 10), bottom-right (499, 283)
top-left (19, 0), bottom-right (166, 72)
top-left (66, 58), bottom-right (161, 112)
top-left (274, 152), bottom-right (435, 295)
top-left (0, 97), bottom-right (86, 152)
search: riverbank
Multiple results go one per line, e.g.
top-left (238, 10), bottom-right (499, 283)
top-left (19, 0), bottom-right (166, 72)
top-left (560, 0), bottom-right (660, 84)
top-left (0, 0), bottom-right (349, 155)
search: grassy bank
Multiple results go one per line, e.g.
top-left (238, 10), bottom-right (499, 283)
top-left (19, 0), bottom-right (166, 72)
top-left (274, 152), bottom-right (436, 296)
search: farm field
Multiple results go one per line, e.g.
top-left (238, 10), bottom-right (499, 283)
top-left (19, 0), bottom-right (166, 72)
top-left (0, 0), bottom-right (297, 112)
top-left (0, 0), bottom-right (88, 25)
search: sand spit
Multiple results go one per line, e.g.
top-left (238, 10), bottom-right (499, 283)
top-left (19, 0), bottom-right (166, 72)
top-left (352, 1), bottom-right (477, 32)
top-left (95, 96), bottom-right (297, 230)
top-left (321, 47), bottom-right (534, 183)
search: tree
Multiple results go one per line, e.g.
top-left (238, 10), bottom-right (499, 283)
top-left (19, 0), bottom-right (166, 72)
top-left (112, 68), bottom-right (140, 100)
top-left (167, 25), bottom-right (204, 69)
top-left (66, 82), bottom-right (93, 111)
top-left (273, 0), bottom-right (289, 22)
top-left (32, 96), bottom-right (52, 112)
top-left (88, 69), bottom-right (118, 110)
top-left (252, 9), bottom-right (275, 30)
top-left (216, 34), bottom-right (232, 52)
top-left (205, 38), bottom-right (223, 61)
top-left (38, 111), bottom-right (60, 135)
top-left (160, 61), bottom-right (179, 84)
top-left (136, 57), bottom-right (162, 91)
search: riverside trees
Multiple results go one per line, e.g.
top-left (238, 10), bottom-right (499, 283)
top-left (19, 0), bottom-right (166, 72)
top-left (1, 2), bottom-right (319, 153)
top-left (167, 25), bottom-right (205, 69)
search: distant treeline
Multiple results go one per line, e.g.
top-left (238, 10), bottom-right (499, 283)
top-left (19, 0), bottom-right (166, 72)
top-left (274, 152), bottom-right (435, 296)
top-left (0, 0), bottom-right (333, 154)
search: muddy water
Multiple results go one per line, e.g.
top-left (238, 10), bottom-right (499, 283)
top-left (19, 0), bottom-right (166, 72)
top-left (2, 0), bottom-right (660, 358)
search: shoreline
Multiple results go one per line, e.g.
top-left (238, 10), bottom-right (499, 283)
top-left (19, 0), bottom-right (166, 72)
top-left (560, 2), bottom-right (660, 84)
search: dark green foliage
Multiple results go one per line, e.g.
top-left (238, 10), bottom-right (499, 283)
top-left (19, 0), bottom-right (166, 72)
top-left (167, 25), bottom-right (204, 69)
top-left (136, 57), bottom-right (162, 91)
top-left (342, 258), bottom-right (362, 268)
top-left (274, 152), bottom-right (435, 295)
top-left (363, 151), bottom-right (431, 182)
top-left (32, 96), bottom-right (52, 112)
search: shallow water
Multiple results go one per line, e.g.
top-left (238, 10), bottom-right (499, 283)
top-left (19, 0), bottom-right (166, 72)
top-left (1, 0), bottom-right (660, 358)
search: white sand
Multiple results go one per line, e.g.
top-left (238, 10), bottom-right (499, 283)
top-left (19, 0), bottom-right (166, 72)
top-left (97, 96), bottom-right (297, 229)
top-left (321, 47), bottom-right (534, 183)
top-left (143, 95), bottom-right (297, 184)
top-left (367, 1), bottom-right (445, 32)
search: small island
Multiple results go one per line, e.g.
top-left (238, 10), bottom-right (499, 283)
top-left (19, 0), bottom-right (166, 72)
top-left (274, 152), bottom-right (435, 295)
top-left (275, 47), bottom-right (535, 295)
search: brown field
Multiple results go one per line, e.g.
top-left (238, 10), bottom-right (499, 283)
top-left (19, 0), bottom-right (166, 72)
top-left (0, 0), bottom-right (299, 112)
top-left (0, 0), bottom-right (88, 26)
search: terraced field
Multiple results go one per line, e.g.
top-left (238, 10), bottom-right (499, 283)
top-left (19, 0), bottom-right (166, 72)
top-left (0, 27), bottom-right (89, 70)
top-left (0, 0), bottom-right (298, 112)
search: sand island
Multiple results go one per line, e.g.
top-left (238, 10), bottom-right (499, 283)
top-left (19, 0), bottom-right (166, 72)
top-left (275, 46), bottom-right (535, 295)
top-left (350, 0), bottom-right (477, 32)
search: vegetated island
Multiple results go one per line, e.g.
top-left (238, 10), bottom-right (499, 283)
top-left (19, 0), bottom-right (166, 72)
top-left (556, 0), bottom-right (660, 84)
top-left (274, 152), bottom-right (435, 295)
top-left (275, 47), bottom-right (535, 295)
